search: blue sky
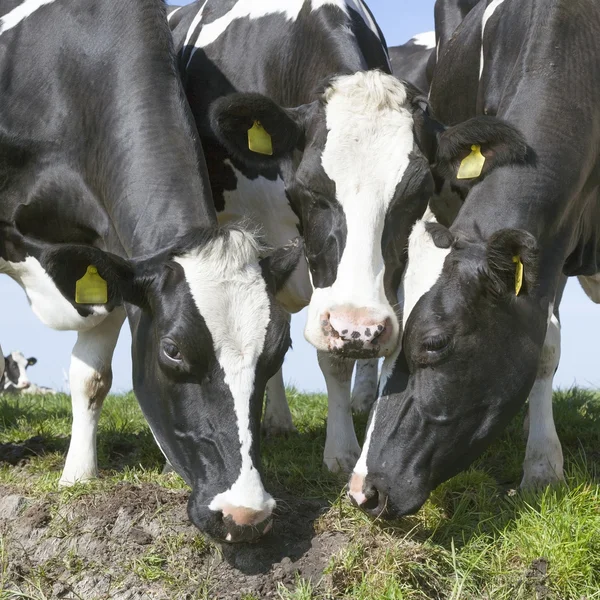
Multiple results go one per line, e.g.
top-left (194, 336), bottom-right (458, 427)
top-left (1, 0), bottom-right (598, 393)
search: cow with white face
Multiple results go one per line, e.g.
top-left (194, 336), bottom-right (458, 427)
top-left (350, 0), bottom-right (600, 518)
top-left (169, 0), bottom-right (439, 470)
top-left (0, 351), bottom-right (36, 392)
top-left (0, 0), bottom-right (301, 543)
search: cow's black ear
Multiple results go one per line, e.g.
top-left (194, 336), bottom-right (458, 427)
top-left (436, 116), bottom-right (530, 182)
top-left (209, 93), bottom-right (313, 167)
top-left (27, 357), bottom-right (37, 366)
top-left (42, 245), bottom-right (151, 309)
top-left (485, 229), bottom-right (539, 297)
top-left (260, 238), bottom-right (304, 296)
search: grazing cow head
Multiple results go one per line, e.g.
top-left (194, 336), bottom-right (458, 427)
top-left (2, 351), bottom-right (37, 391)
top-left (348, 117), bottom-right (543, 517)
top-left (0, 223), bottom-right (301, 542)
top-left (210, 71), bottom-right (435, 359)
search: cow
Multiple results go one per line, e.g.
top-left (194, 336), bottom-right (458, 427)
top-left (389, 32), bottom-right (436, 93)
top-left (0, 351), bottom-right (58, 395)
top-left (349, 0), bottom-right (600, 518)
top-left (0, 0), bottom-right (301, 542)
top-left (166, 0), bottom-right (441, 473)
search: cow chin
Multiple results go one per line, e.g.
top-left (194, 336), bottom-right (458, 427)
top-left (304, 290), bottom-right (400, 359)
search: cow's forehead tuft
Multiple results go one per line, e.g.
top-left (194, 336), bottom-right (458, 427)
top-left (174, 226), bottom-right (265, 281)
top-left (323, 71), bottom-right (409, 113)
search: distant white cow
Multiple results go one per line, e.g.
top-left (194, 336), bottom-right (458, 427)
top-left (0, 351), bottom-right (57, 395)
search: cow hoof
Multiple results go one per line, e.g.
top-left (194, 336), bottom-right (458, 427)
top-left (520, 464), bottom-right (564, 490)
top-left (261, 420), bottom-right (298, 438)
top-left (58, 472), bottom-right (96, 487)
top-left (323, 450), bottom-right (360, 474)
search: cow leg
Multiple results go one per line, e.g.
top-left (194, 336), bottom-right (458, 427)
top-left (262, 367), bottom-right (296, 436)
top-left (521, 310), bottom-right (564, 489)
top-left (318, 351), bottom-right (360, 473)
top-left (351, 359), bottom-right (379, 414)
top-left (60, 308), bottom-right (125, 486)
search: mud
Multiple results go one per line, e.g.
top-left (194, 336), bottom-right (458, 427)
top-left (0, 481), bottom-right (348, 599)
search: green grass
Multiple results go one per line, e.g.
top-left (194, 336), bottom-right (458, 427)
top-left (0, 387), bottom-right (599, 599)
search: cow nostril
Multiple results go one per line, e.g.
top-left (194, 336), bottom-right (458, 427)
top-left (362, 484), bottom-right (380, 511)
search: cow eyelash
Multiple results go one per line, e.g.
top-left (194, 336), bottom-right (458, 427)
top-left (162, 340), bottom-right (183, 362)
top-left (423, 334), bottom-right (451, 353)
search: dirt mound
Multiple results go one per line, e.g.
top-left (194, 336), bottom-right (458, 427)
top-left (0, 482), bottom-right (348, 599)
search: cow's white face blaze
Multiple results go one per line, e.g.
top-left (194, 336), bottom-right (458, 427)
top-left (174, 231), bottom-right (276, 528)
top-left (304, 72), bottom-right (417, 357)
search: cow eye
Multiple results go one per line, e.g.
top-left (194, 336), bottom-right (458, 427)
top-left (162, 340), bottom-right (182, 362)
top-left (423, 334), bottom-right (451, 353)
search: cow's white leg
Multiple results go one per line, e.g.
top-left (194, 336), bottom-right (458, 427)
top-left (60, 308), bottom-right (125, 487)
top-left (262, 367), bottom-right (296, 436)
top-left (521, 312), bottom-right (564, 489)
top-left (318, 351), bottom-right (360, 473)
top-left (351, 359), bottom-right (379, 414)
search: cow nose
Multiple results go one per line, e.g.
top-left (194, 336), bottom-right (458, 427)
top-left (221, 505), bottom-right (273, 543)
top-left (322, 307), bottom-right (393, 356)
top-left (21, 382), bottom-right (30, 389)
top-left (348, 472), bottom-right (387, 517)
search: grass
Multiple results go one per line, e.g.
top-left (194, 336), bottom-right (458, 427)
top-left (0, 387), bottom-right (599, 599)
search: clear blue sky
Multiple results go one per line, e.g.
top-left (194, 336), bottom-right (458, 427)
top-left (1, 0), bottom-right (598, 393)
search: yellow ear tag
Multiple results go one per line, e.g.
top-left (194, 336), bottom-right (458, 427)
top-left (75, 266), bottom-right (108, 304)
top-left (457, 144), bottom-right (486, 180)
top-left (512, 255), bottom-right (524, 296)
top-left (247, 120), bottom-right (273, 156)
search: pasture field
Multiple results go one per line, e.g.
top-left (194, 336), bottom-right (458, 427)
top-left (0, 388), bottom-right (598, 600)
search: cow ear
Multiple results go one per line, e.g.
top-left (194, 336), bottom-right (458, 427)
top-left (260, 238), bottom-right (304, 296)
top-left (435, 116), bottom-right (530, 182)
top-left (27, 357), bottom-right (37, 366)
top-left (209, 93), bottom-right (312, 167)
top-left (41, 244), bottom-right (151, 309)
top-left (485, 229), bottom-right (539, 297)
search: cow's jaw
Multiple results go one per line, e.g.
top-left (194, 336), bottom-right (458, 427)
top-left (304, 71), bottom-right (414, 358)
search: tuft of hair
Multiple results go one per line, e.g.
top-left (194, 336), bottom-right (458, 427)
top-left (323, 70), bottom-right (409, 113)
top-left (172, 224), bottom-right (266, 277)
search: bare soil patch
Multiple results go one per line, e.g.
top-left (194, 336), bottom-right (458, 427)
top-left (0, 481), bottom-right (347, 599)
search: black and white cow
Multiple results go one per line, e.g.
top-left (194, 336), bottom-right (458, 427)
top-left (1, 351), bottom-right (37, 392)
top-left (350, 0), bottom-right (600, 517)
top-left (0, 0), bottom-right (301, 542)
top-left (167, 0), bottom-right (441, 472)
top-left (0, 351), bottom-right (57, 395)
top-left (389, 32), bottom-right (436, 93)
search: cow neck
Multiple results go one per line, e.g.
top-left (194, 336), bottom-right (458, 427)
top-left (88, 2), bottom-right (217, 258)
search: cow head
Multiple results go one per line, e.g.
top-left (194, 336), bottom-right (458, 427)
top-left (2, 351), bottom-right (37, 390)
top-left (1, 223), bottom-right (301, 542)
top-left (348, 116), bottom-right (543, 518)
top-left (209, 71), bottom-right (436, 359)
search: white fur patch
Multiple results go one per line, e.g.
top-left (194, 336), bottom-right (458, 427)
top-left (167, 5), bottom-right (183, 22)
top-left (305, 72), bottom-right (413, 354)
top-left (401, 209), bottom-right (451, 329)
top-left (220, 161), bottom-right (311, 313)
top-left (0, 257), bottom-right (109, 332)
top-left (174, 231), bottom-right (275, 514)
top-left (183, 0), bottom-right (385, 67)
top-left (480, 0), bottom-right (507, 79)
top-left (0, 0), bottom-right (56, 36)
top-left (411, 31), bottom-right (436, 50)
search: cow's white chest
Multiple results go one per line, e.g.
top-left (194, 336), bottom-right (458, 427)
top-left (0, 257), bottom-right (109, 332)
top-left (220, 161), bottom-right (312, 312)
